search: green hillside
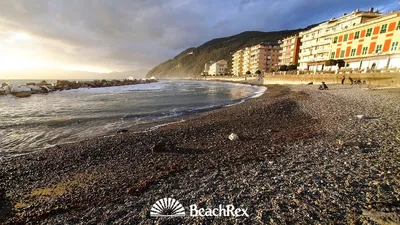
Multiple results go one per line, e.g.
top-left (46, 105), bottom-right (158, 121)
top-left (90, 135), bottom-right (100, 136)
top-left (146, 25), bottom-right (317, 78)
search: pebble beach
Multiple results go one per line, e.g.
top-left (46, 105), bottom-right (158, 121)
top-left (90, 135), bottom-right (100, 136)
top-left (0, 84), bottom-right (399, 224)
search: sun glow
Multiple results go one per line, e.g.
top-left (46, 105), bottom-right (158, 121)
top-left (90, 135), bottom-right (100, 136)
top-left (0, 31), bottom-right (111, 75)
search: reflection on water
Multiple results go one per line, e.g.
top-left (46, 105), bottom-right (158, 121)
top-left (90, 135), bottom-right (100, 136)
top-left (230, 87), bottom-right (249, 99)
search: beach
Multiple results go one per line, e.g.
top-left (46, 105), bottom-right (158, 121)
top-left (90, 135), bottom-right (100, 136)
top-left (1, 84), bottom-right (399, 224)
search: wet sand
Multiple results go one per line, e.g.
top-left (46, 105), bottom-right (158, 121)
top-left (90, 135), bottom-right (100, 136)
top-left (0, 84), bottom-right (399, 224)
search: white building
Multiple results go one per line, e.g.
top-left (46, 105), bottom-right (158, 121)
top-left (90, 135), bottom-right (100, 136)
top-left (208, 60), bottom-right (228, 76)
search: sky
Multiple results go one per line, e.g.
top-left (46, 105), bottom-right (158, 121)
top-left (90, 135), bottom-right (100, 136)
top-left (0, 0), bottom-right (399, 79)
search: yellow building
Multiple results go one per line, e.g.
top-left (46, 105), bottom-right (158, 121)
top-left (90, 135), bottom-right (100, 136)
top-left (242, 47), bottom-right (251, 74)
top-left (232, 50), bottom-right (244, 76)
top-left (298, 8), bottom-right (381, 71)
top-left (329, 11), bottom-right (400, 70)
top-left (279, 35), bottom-right (302, 66)
top-left (232, 43), bottom-right (281, 76)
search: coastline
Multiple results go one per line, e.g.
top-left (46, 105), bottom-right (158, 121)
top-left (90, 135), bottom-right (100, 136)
top-left (0, 84), bottom-right (399, 224)
top-left (0, 80), bottom-right (264, 158)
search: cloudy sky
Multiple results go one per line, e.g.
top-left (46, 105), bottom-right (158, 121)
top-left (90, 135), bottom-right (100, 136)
top-left (0, 0), bottom-right (399, 78)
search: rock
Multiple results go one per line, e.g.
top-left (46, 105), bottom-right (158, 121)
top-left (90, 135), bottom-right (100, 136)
top-left (11, 85), bottom-right (32, 98)
top-left (116, 129), bottom-right (129, 134)
top-left (0, 87), bottom-right (6, 95)
top-left (27, 85), bottom-right (43, 94)
top-left (228, 133), bottom-right (239, 141)
top-left (151, 140), bottom-right (176, 153)
top-left (40, 86), bottom-right (50, 93)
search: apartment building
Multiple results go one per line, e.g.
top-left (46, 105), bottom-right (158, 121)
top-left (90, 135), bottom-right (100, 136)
top-left (232, 43), bottom-right (281, 76)
top-left (208, 60), bottom-right (228, 75)
top-left (298, 8), bottom-right (381, 71)
top-left (329, 11), bottom-right (400, 70)
top-left (204, 61), bottom-right (214, 73)
top-left (232, 50), bottom-right (244, 76)
top-left (278, 35), bottom-right (302, 66)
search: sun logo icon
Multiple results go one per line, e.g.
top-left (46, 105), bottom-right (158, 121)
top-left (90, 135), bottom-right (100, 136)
top-left (150, 198), bottom-right (186, 217)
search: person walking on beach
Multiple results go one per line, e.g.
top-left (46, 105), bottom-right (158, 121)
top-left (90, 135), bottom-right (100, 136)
top-left (341, 75), bottom-right (345, 85)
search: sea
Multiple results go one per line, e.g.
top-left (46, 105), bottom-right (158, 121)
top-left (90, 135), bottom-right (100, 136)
top-left (0, 80), bottom-right (266, 157)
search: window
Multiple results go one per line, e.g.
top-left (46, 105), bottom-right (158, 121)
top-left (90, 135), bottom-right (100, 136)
top-left (366, 28), bottom-right (372, 37)
top-left (354, 31), bottom-right (360, 39)
top-left (340, 50), bottom-right (345, 58)
top-left (333, 36), bottom-right (338, 43)
top-left (391, 41), bottom-right (399, 51)
top-left (380, 24), bottom-right (388, 33)
top-left (350, 49), bottom-right (356, 56)
top-left (331, 52), bottom-right (335, 59)
top-left (362, 47), bottom-right (368, 55)
top-left (343, 34), bottom-right (348, 41)
top-left (376, 44), bottom-right (383, 53)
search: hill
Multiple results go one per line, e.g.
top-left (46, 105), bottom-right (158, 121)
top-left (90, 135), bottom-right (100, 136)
top-left (146, 25), bottom-right (318, 78)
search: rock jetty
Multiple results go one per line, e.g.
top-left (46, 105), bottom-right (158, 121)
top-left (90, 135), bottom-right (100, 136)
top-left (0, 78), bottom-right (157, 98)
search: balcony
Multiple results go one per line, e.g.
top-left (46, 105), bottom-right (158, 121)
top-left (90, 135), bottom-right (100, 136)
top-left (315, 48), bottom-right (330, 54)
top-left (299, 51), bottom-right (312, 57)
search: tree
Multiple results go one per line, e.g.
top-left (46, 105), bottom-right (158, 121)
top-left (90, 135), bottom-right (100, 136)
top-left (325, 59), bottom-right (337, 66)
top-left (336, 59), bottom-right (346, 68)
top-left (223, 68), bottom-right (230, 76)
top-left (279, 65), bottom-right (288, 71)
top-left (245, 71), bottom-right (251, 80)
top-left (287, 65), bottom-right (297, 71)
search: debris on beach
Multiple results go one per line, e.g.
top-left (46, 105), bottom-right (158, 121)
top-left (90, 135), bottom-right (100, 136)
top-left (356, 115), bottom-right (366, 119)
top-left (228, 133), bottom-right (239, 141)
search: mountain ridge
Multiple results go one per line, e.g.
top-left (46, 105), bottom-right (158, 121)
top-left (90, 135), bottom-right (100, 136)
top-left (146, 24), bottom-right (319, 78)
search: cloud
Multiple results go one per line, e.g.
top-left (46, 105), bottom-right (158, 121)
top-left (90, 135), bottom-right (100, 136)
top-left (0, 0), bottom-right (398, 74)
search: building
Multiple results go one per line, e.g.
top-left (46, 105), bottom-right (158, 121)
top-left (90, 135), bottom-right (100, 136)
top-left (242, 47), bottom-right (251, 74)
top-left (279, 35), bottom-right (302, 66)
top-left (298, 8), bottom-right (381, 71)
top-left (250, 43), bottom-right (281, 73)
top-left (208, 60), bottom-right (228, 76)
top-left (232, 43), bottom-right (281, 76)
top-left (329, 10), bottom-right (400, 70)
top-left (232, 50), bottom-right (244, 76)
top-left (204, 61), bottom-right (215, 73)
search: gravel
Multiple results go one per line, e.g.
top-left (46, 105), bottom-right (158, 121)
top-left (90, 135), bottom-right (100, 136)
top-left (0, 84), bottom-right (399, 224)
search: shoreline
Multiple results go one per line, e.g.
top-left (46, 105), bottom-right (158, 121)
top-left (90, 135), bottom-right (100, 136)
top-left (0, 84), bottom-right (399, 224)
top-left (0, 80), bottom-right (267, 158)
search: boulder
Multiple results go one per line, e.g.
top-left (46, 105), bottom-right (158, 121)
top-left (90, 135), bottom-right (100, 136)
top-left (40, 86), bottom-right (50, 93)
top-left (27, 85), bottom-right (43, 94)
top-left (11, 85), bottom-right (32, 98)
top-left (0, 88), bottom-right (6, 95)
